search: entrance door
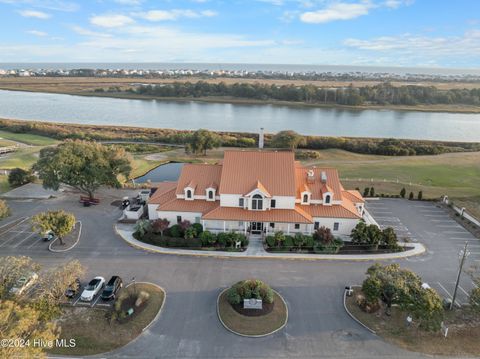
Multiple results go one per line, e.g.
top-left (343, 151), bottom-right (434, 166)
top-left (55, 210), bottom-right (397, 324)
top-left (251, 222), bottom-right (263, 234)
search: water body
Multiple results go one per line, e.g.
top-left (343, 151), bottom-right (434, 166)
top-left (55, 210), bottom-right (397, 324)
top-left (135, 162), bottom-right (183, 183)
top-left (0, 90), bottom-right (479, 142)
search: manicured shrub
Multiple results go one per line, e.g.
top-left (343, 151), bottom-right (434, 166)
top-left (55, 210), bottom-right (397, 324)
top-left (313, 226), bottom-right (334, 244)
top-left (217, 232), bottom-right (229, 247)
top-left (178, 220), bottom-right (191, 232)
top-left (192, 222), bottom-right (203, 235)
top-left (418, 191), bottom-right (423, 200)
top-left (284, 235), bottom-right (294, 248)
top-left (400, 188), bottom-right (406, 198)
top-left (274, 231), bottom-right (285, 247)
top-left (8, 168), bottom-right (35, 187)
top-left (169, 224), bottom-right (183, 238)
top-left (199, 230), bottom-right (216, 246)
top-left (363, 188), bottom-right (369, 197)
top-left (293, 233), bottom-right (305, 247)
top-left (226, 279), bottom-right (274, 306)
top-left (409, 191), bottom-right (414, 200)
top-left (304, 235), bottom-right (314, 248)
top-left (369, 187), bottom-right (375, 197)
top-left (266, 235), bottom-right (275, 248)
top-left (184, 227), bottom-right (196, 240)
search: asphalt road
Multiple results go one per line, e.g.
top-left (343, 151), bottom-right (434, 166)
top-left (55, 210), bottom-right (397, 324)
top-left (1, 192), bottom-right (479, 359)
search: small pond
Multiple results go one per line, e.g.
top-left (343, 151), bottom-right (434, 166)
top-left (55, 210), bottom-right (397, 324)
top-left (134, 162), bottom-right (183, 183)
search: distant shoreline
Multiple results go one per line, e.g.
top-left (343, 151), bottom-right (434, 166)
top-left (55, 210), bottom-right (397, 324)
top-left (1, 86), bottom-right (480, 114)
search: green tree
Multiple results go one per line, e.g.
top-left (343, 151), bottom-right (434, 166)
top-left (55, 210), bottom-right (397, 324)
top-left (381, 227), bottom-right (398, 248)
top-left (32, 210), bottom-right (76, 246)
top-left (363, 187), bottom-right (370, 197)
top-left (8, 168), bottom-right (35, 187)
top-left (0, 300), bottom-right (58, 359)
top-left (185, 129), bottom-right (221, 155)
top-left (34, 140), bottom-right (132, 199)
top-left (470, 285), bottom-right (480, 312)
top-left (417, 191), bottom-right (423, 200)
top-left (409, 191), bottom-right (414, 200)
top-left (313, 226), bottom-right (334, 244)
top-left (0, 199), bottom-right (10, 219)
top-left (0, 256), bottom-right (40, 299)
top-left (400, 188), bottom-right (406, 198)
top-left (274, 231), bottom-right (286, 247)
top-left (271, 130), bottom-right (306, 150)
top-left (369, 187), bottom-right (375, 197)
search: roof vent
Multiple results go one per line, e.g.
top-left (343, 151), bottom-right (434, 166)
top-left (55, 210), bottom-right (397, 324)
top-left (307, 169), bottom-right (315, 184)
top-left (321, 171), bottom-right (327, 183)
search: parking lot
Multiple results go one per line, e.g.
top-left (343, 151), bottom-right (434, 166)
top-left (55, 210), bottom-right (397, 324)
top-left (0, 217), bottom-right (50, 250)
top-left (366, 199), bottom-right (479, 307)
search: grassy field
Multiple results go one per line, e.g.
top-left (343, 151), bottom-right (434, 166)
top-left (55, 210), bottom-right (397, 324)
top-left (0, 130), bottom-right (58, 146)
top-left (49, 283), bottom-right (164, 356)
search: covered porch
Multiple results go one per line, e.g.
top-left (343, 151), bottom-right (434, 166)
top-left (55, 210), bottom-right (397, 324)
top-left (202, 219), bottom-right (313, 237)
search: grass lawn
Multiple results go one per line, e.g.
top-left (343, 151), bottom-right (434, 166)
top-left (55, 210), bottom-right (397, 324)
top-left (346, 288), bottom-right (480, 357)
top-left (49, 283), bottom-right (165, 356)
top-left (0, 175), bottom-right (10, 194)
top-left (0, 130), bottom-right (58, 146)
top-left (218, 290), bottom-right (287, 336)
top-left (129, 155), bottom-right (166, 179)
top-left (0, 147), bottom-right (43, 170)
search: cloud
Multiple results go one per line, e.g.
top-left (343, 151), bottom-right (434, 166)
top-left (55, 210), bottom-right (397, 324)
top-left (90, 14), bottom-right (134, 28)
top-left (0, 0), bottom-right (78, 12)
top-left (383, 0), bottom-right (414, 9)
top-left (71, 25), bottom-right (112, 38)
top-left (18, 9), bottom-right (51, 18)
top-left (26, 30), bottom-right (48, 36)
top-left (135, 9), bottom-right (217, 21)
top-left (114, 0), bottom-right (142, 4)
top-left (300, 1), bottom-right (373, 23)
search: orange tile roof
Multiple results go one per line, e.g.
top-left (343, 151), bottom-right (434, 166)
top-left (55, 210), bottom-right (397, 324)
top-left (247, 180), bottom-right (271, 197)
top-left (176, 163), bottom-right (222, 196)
top-left (219, 150), bottom-right (296, 196)
top-left (302, 201), bottom-right (361, 219)
top-left (202, 206), bottom-right (313, 224)
top-left (342, 190), bottom-right (365, 203)
top-left (148, 182), bottom-right (178, 205)
top-left (159, 198), bottom-right (220, 214)
top-left (295, 167), bottom-right (342, 201)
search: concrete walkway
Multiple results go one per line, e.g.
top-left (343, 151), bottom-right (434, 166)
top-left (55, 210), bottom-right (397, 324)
top-left (0, 183), bottom-right (62, 199)
top-left (115, 224), bottom-right (426, 261)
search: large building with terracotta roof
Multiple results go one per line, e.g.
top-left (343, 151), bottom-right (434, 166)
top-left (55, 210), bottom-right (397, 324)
top-left (148, 150), bottom-right (365, 237)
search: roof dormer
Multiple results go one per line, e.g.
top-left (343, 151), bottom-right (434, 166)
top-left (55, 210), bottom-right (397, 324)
top-left (301, 191), bottom-right (311, 205)
top-left (205, 186), bottom-right (216, 201)
top-left (184, 182), bottom-right (195, 201)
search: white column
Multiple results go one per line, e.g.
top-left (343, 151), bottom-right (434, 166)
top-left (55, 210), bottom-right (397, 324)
top-left (287, 223), bottom-right (290, 235)
top-left (202, 220), bottom-right (206, 231)
top-left (223, 221), bottom-right (226, 233)
top-left (244, 222), bottom-right (247, 236)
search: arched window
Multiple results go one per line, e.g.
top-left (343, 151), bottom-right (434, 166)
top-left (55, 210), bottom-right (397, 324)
top-left (208, 190), bottom-right (213, 199)
top-left (303, 194), bottom-right (309, 203)
top-left (252, 194), bottom-right (263, 210)
top-left (325, 194), bottom-right (331, 204)
top-left (186, 190), bottom-right (192, 199)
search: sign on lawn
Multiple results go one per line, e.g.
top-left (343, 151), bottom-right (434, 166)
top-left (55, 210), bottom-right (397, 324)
top-left (244, 298), bottom-right (262, 309)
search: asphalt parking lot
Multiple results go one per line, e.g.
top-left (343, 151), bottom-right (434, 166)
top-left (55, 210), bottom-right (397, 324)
top-left (2, 191), bottom-right (480, 359)
top-left (0, 217), bottom-right (49, 250)
top-left (366, 199), bottom-right (479, 307)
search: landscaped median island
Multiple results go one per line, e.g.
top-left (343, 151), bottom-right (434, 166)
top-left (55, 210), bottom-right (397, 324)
top-left (49, 282), bottom-right (165, 356)
top-left (133, 218), bottom-right (249, 252)
top-left (265, 222), bottom-right (406, 255)
top-left (345, 263), bottom-right (480, 357)
top-left (217, 280), bottom-right (288, 337)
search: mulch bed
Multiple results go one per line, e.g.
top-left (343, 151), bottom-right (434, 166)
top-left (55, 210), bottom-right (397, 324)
top-left (50, 222), bottom-right (81, 250)
top-left (232, 302), bottom-right (274, 317)
top-left (117, 294), bottom-right (147, 324)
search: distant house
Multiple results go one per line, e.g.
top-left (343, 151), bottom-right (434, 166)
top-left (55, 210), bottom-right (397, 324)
top-left (148, 150), bottom-right (364, 237)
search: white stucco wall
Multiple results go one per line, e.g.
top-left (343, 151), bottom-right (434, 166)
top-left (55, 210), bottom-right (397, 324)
top-left (312, 217), bottom-right (358, 236)
top-left (156, 210), bottom-right (203, 225)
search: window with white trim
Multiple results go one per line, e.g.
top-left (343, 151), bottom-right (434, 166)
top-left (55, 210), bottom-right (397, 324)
top-left (333, 222), bottom-right (339, 231)
top-left (186, 189), bottom-right (192, 199)
top-left (325, 194), bottom-right (331, 204)
top-left (271, 199), bottom-right (276, 208)
top-left (208, 190), bottom-right (214, 200)
top-left (294, 223), bottom-right (300, 229)
top-left (314, 222), bottom-right (320, 230)
top-left (239, 198), bottom-right (244, 207)
top-left (252, 194), bottom-right (263, 210)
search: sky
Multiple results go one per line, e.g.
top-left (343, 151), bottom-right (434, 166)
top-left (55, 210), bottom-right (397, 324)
top-left (0, 0), bottom-right (479, 68)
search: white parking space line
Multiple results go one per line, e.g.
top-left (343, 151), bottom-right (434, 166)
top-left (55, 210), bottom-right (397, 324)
top-left (436, 282), bottom-right (462, 306)
top-left (0, 231), bottom-right (27, 247)
top-left (91, 294), bottom-right (102, 307)
top-left (13, 232), bottom-right (37, 248)
top-left (458, 286), bottom-right (470, 298)
top-left (72, 296), bottom-right (81, 306)
top-left (26, 238), bottom-right (44, 249)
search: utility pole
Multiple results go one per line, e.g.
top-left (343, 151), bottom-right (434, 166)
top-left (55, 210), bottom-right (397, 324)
top-left (450, 241), bottom-right (469, 310)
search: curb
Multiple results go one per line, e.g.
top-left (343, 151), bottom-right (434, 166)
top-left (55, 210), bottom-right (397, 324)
top-left (343, 285), bottom-right (376, 335)
top-left (114, 225), bottom-right (426, 262)
top-left (216, 288), bottom-right (288, 338)
top-left (49, 221), bottom-right (82, 253)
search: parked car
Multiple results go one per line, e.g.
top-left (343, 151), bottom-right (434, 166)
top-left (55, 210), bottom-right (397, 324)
top-left (64, 278), bottom-right (81, 298)
top-left (9, 272), bottom-right (38, 295)
top-left (43, 230), bottom-right (57, 242)
top-left (101, 276), bottom-right (123, 300)
top-left (80, 276), bottom-right (105, 302)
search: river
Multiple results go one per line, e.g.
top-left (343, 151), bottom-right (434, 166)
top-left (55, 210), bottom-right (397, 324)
top-left (0, 90), bottom-right (479, 142)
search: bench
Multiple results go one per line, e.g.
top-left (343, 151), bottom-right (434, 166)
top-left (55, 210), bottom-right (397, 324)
top-left (79, 196), bottom-right (100, 206)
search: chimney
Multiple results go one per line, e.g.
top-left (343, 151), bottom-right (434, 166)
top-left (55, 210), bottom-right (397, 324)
top-left (307, 169), bottom-right (315, 184)
top-left (259, 127), bottom-right (264, 149)
top-left (321, 171), bottom-right (327, 183)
